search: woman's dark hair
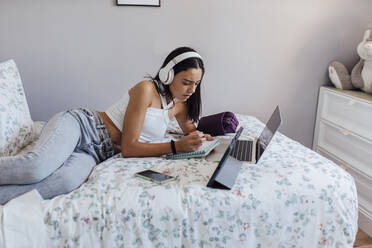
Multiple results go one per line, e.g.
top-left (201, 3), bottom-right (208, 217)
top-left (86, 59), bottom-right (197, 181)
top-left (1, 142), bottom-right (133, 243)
top-left (151, 47), bottom-right (205, 123)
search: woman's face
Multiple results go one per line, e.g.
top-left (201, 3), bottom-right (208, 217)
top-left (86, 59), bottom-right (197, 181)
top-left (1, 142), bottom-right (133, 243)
top-left (169, 68), bottom-right (203, 101)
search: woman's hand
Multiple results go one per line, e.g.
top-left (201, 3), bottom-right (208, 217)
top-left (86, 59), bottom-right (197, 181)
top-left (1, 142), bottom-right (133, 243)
top-left (175, 131), bottom-right (204, 152)
top-left (175, 131), bottom-right (214, 153)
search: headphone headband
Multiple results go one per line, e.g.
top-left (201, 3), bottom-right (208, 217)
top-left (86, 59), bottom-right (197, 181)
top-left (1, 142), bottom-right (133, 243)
top-left (159, 51), bottom-right (203, 85)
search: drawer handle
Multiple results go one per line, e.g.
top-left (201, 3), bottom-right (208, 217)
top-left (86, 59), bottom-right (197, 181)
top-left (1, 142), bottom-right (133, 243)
top-left (340, 129), bottom-right (350, 136)
top-left (348, 99), bottom-right (356, 105)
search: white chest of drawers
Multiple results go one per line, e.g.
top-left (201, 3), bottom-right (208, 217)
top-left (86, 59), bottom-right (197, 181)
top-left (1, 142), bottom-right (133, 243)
top-left (313, 86), bottom-right (372, 236)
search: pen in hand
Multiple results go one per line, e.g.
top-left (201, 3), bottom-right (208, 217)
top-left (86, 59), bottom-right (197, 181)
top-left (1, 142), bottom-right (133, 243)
top-left (168, 131), bottom-right (205, 137)
top-left (168, 130), bottom-right (210, 141)
top-left (167, 131), bottom-right (188, 136)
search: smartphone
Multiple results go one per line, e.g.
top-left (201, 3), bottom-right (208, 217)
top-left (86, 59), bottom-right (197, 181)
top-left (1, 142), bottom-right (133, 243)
top-left (134, 170), bottom-right (176, 185)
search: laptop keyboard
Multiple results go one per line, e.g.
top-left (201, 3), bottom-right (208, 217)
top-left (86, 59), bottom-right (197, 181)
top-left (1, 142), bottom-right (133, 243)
top-left (230, 140), bottom-right (253, 162)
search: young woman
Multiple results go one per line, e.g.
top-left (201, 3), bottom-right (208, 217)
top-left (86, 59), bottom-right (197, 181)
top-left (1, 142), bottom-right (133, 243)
top-left (0, 47), bottom-right (213, 204)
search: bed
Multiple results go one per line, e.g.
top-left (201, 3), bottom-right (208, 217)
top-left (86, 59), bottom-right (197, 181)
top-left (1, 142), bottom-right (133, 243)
top-left (0, 114), bottom-right (358, 248)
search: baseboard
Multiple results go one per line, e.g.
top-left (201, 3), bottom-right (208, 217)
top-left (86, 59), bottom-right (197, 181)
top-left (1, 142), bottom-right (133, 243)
top-left (359, 205), bottom-right (372, 237)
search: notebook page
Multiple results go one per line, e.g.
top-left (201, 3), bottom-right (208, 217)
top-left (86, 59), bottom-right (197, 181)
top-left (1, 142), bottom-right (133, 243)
top-left (195, 140), bottom-right (216, 153)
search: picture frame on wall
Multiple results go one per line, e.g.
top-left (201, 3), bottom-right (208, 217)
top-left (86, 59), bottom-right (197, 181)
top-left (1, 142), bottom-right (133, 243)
top-left (117, 0), bottom-right (160, 7)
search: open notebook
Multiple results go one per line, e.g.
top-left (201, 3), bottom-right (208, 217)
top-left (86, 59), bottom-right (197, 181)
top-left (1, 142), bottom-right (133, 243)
top-left (165, 139), bottom-right (220, 159)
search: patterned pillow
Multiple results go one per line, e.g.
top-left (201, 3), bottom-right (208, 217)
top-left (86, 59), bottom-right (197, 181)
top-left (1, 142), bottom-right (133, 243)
top-left (0, 60), bottom-right (33, 156)
top-left (16, 122), bottom-right (46, 156)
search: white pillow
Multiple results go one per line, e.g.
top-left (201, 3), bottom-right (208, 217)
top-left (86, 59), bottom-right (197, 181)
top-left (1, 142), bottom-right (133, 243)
top-left (0, 59), bottom-right (33, 156)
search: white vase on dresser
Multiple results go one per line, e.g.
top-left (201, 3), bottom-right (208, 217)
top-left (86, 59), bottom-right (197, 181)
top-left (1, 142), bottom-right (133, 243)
top-left (313, 86), bottom-right (372, 236)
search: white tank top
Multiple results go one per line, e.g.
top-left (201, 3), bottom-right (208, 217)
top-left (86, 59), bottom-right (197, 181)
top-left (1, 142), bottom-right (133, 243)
top-left (105, 90), bottom-right (174, 143)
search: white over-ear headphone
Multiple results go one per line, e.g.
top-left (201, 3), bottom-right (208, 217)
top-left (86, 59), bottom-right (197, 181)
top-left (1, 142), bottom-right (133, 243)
top-left (158, 51), bottom-right (203, 85)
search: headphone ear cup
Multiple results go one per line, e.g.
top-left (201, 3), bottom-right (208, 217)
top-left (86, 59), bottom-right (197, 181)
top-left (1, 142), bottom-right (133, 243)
top-left (158, 67), bottom-right (167, 83)
top-left (163, 69), bottom-right (174, 85)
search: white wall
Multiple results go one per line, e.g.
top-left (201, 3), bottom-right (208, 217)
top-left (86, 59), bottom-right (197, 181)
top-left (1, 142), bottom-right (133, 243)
top-left (1, 0), bottom-right (371, 147)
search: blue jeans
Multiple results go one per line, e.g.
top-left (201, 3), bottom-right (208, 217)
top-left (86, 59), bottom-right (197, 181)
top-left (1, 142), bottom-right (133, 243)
top-left (0, 108), bottom-right (115, 204)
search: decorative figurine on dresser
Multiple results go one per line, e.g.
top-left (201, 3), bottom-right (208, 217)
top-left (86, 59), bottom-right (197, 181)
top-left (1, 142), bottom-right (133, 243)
top-left (328, 24), bottom-right (372, 93)
top-left (313, 89), bottom-right (372, 235)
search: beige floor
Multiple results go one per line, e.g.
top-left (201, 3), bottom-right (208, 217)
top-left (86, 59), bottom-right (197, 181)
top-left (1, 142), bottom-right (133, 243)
top-left (354, 229), bottom-right (372, 247)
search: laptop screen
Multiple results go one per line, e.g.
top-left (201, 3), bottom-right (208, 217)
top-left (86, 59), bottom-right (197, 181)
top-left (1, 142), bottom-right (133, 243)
top-left (256, 106), bottom-right (281, 160)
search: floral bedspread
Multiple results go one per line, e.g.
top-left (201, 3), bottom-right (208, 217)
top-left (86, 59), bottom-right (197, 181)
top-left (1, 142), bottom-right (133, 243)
top-left (1, 115), bottom-right (358, 247)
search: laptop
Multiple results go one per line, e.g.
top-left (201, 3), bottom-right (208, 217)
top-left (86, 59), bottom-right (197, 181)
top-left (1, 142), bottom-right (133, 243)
top-left (206, 106), bottom-right (281, 189)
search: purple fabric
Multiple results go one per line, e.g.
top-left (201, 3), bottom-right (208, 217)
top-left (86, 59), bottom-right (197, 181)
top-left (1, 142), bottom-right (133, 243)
top-left (197, 112), bottom-right (239, 136)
